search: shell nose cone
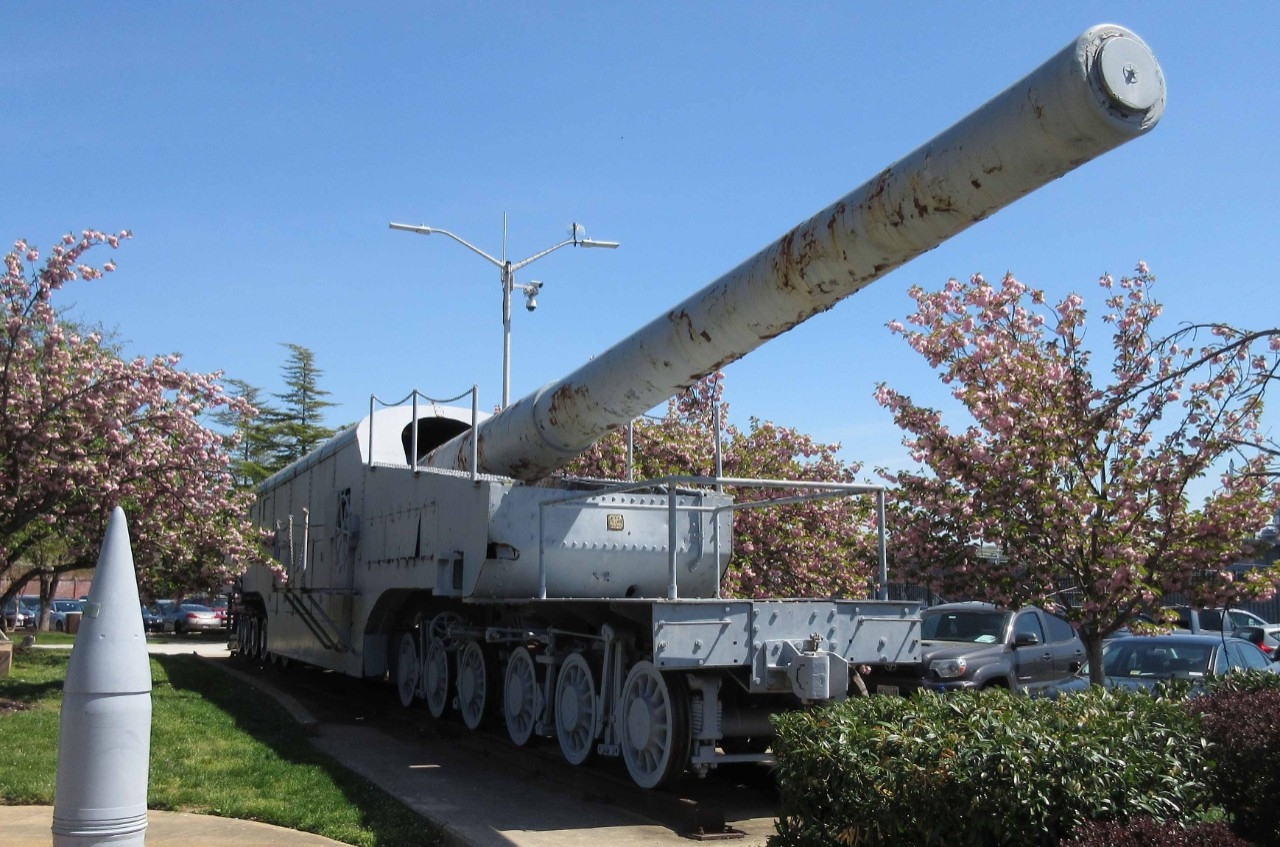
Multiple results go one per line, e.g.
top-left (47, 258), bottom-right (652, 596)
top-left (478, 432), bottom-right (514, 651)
top-left (62, 506), bottom-right (152, 695)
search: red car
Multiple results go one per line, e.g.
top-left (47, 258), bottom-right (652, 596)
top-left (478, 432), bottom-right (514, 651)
top-left (209, 598), bottom-right (230, 627)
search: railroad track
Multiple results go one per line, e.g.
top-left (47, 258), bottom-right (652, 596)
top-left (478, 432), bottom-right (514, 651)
top-left (220, 652), bottom-right (780, 840)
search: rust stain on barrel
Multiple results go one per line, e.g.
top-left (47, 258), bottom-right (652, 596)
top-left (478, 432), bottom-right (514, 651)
top-left (546, 382), bottom-right (582, 427)
top-left (668, 308), bottom-right (712, 343)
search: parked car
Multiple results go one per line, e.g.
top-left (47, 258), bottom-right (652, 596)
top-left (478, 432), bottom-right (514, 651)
top-left (208, 596), bottom-right (230, 628)
top-left (140, 605), bottom-right (165, 633)
top-left (866, 602), bottom-right (1085, 696)
top-left (1167, 606), bottom-right (1270, 634)
top-left (3, 600), bottom-right (34, 630)
top-left (47, 599), bottom-right (84, 632)
top-left (1049, 633), bottom-right (1279, 695)
top-left (163, 603), bottom-right (222, 635)
top-left (1234, 625), bottom-right (1280, 659)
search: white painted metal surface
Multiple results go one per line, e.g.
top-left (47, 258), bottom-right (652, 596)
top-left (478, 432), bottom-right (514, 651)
top-left (426, 24), bottom-right (1165, 481)
top-left (53, 508), bottom-right (151, 847)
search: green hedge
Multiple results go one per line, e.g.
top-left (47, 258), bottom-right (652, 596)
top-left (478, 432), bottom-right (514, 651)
top-left (770, 687), bottom-right (1208, 847)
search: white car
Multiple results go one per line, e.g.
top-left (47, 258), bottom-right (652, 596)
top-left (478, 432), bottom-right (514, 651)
top-left (163, 603), bottom-right (223, 635)
top-left (48, 599), bottom-right (84, 632)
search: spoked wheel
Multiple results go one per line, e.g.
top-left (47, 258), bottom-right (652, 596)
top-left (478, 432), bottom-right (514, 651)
top-left (255, 617), bottom-right (269, 661)
top-left (554, 652), bottom-right (598, 766)
top-left (619, 660), bottom-right (691, 789)
top-left (236, 617), bottom-right (254, 659)
top-left (423, 636), bottom-right (451, 718)
top-left (396, 631), bottom-right (420, 708)
top-left (503, 646), bottom-right (542, 747)
top-left (456, 640), bottom-right (491, 730)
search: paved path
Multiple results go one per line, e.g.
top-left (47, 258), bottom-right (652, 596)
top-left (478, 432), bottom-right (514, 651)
top-left (0, 804), bottom-right (356, 847)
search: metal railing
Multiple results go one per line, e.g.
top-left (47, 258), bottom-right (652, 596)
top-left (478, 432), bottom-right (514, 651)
top-left (536, 474), bottom-right (888, 602)
top-left (366, 386), bottom-right (480, 482)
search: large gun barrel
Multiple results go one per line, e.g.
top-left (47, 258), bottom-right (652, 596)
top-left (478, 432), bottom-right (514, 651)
top-left (426, 24), bottom-right (1165, 481)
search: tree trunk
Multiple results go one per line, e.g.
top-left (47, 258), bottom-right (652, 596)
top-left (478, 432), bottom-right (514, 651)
top-left (37, 572), bottom-right (62, 632)
top-left (1085, 632), bottom-right (1107, 686)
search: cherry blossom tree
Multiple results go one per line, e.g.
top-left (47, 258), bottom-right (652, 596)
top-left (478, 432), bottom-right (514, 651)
top-left (876, 264), bottom-right (1280, 682)
top-left (567, 373), bottom-right (883, 599)
top-left (0, 231), bottom-right (265, 610)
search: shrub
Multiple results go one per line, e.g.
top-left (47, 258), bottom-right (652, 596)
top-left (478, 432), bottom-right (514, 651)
top-left (1189, 670), bottom-right (1280, 846)
top-left (1061, 817), bottom-right (1253, 847)
top-left (769, 687), bottom-right (1208, 847)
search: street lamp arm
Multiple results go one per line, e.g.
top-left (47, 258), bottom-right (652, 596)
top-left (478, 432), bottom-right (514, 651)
top-left (509, 232), bottom-right (621, 274)
top-left (387, 222), bottom-right (504, 268)
top-left (508, 238), bottom-right (580, 274)
top-left (390, 216), bottom-right (619, 409)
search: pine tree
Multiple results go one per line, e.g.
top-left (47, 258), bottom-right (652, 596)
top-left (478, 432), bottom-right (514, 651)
top-left (270, 343), bottom-right (336, 466)
top-left (211, 378), bottom-right (280, 487)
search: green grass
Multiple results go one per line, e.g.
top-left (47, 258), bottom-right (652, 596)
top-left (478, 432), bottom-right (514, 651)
top-left (2, 630), bottom-right (76, 646)
top-left (0, 647), bottom-right (440, 847)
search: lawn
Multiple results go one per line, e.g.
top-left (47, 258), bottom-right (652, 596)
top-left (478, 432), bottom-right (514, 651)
top-left (0, 645), bottom-right (440, 847)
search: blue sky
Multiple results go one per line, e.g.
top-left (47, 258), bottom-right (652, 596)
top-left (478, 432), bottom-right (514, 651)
top-left (4, 4), bottom-right (1276, 506)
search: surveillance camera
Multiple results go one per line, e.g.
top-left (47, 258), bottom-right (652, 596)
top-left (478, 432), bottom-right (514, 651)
top-left (525, 297), bottom-right (538, 312)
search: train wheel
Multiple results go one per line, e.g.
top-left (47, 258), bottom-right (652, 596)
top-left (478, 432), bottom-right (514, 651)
top-left (396, 631), bottom-right (420, 708)
top-left (423, 636), bottom-right (451, 718)
top-left (619, 661), bottom-right (691, 789)
top-left (236, 617), bottom-right (253, 659)
top-left (503, 646), bottom-right (541, 747)
top-left (554, 652), bottom-right (597, 766)
top-left (456, 640), bottom-right (490, 730)
top-left (255, 617), bottom-right (269, 661)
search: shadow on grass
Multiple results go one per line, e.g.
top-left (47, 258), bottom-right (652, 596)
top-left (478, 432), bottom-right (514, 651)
top-left (153, 654), bottom-right (441, 847)
top-left (2, 648), bottom-right (74, 702)
top-left (0, 676), bottom-right (65, 702)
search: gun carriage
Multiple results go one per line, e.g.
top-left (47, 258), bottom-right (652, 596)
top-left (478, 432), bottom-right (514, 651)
top-left (236, 25), bottom-right (1165, 788)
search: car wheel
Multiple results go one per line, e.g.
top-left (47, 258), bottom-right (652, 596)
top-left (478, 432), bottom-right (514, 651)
top-left (55, 621), bottom-right (64, 632)
top-left (176, 621), bottom-right (186, 635)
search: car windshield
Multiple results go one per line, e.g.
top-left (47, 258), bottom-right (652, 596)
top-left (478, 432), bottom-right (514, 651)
top-left (921, 609), bottom-right (1011, 644)
top-left (53, 600), bottom-right (80, 612)
top-left (1101, 641), bottom-right (1211, 679)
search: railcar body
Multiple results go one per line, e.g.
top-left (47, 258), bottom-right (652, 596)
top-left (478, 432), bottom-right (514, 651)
top-left (235, 24), bottom-right (1166, 788)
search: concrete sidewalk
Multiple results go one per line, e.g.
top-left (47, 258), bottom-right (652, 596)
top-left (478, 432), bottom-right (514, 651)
top-left (0, 805), bottom-right (357, 846)
top-left (4, 638), bottom-right (777, 847)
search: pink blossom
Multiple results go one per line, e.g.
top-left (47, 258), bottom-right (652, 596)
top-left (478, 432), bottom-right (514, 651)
top-left (875, 263), bottom-right (1277, 684)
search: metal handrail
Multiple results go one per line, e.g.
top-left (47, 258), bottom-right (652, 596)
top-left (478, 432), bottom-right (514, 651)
top-left (365, 386), bottom-right (480, 482)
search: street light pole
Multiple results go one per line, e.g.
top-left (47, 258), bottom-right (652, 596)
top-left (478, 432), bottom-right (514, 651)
top-left (389, 218), bottom-right (619, 407)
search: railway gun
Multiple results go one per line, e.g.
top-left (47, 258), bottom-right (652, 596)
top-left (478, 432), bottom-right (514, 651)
top-left (235, 24), bottom-right (1165, 789)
